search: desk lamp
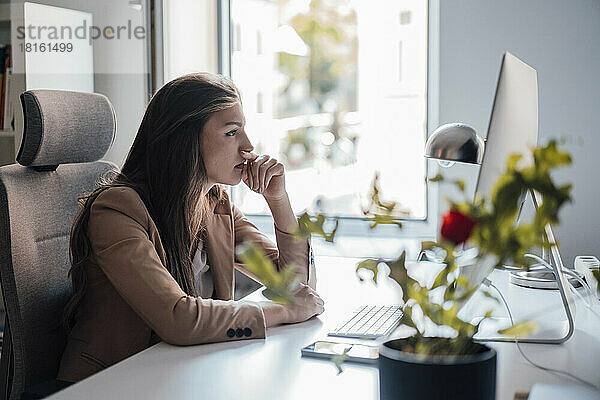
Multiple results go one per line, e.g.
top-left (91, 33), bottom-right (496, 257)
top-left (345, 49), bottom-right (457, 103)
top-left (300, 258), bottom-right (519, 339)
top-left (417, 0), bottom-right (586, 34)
top-left (425, 122), bottom-right (484, 166)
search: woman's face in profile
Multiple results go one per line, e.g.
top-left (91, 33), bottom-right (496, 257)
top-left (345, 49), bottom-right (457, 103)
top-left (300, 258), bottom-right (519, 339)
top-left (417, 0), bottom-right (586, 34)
top-left (201, 102), bottom-right (253, 188)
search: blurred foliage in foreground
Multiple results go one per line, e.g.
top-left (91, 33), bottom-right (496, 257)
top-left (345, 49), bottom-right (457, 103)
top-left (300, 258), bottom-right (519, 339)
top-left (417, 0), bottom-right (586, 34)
top-left (236, 141), bottom-right (575, 359)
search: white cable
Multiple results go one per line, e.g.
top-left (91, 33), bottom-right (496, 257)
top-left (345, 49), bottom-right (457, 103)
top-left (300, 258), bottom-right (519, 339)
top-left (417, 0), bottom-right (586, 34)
top-left (524, 253), bottom-right (600, 318)
top-left (560, 269), bottom-right (595, 309)
top-left (541, 262), bottom-right (591, 307)
top-left (524, 254), bottom-right (593, 298)
top-left (488, 282), bottom-right (598, 389)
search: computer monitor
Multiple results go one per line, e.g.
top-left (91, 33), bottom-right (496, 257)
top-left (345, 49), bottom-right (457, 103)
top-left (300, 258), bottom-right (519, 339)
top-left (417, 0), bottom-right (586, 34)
top-left (471, 52), bottom-right (575, 344)
top-left (475, 52), bottom-right (538, 203)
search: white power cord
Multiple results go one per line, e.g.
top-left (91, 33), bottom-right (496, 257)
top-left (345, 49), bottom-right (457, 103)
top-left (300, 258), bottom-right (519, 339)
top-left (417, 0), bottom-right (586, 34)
top-left (524, 253), bottom-right (600, 319)
top-left (486, 280), bottom-right (598, 390)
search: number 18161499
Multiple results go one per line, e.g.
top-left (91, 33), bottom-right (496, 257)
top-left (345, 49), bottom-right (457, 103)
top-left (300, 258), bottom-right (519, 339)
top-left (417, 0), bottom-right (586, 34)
top-left (19, 42), bottom-right (73, 53)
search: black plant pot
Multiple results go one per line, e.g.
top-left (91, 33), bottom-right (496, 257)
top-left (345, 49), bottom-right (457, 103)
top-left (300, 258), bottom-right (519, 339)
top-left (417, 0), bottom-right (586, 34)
top-left (378, 338), bottom-right (497, 400)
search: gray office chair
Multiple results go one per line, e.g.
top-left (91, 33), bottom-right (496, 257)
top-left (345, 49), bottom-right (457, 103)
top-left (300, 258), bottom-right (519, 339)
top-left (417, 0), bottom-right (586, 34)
top-left (0, 90), bottom-right (117, 399)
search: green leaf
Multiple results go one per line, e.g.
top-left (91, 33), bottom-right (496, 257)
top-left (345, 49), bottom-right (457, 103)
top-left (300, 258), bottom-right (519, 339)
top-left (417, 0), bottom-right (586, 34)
top-left (481, 289), bottom-right (501, 304)
top-left (427, 174), bottom-right (463, 192)
top-left (362, 173), bottom-right (408, 229)
top-left (506, 153), bottom-right (523, 171)
top-left (443, 282), bottom-right (456, 302)
top-left (364, 214), bottom-right (403, 229)
top-left (399, 306), bottom-right (417, 330)
top-left (261, 288), bottom-right (294, 305)
top-left (420, 241), bottom-right (437, 252)
top-left (455, 275), bottom-right (469, 289)
top-left (533, 140), bottom-right (572, 169)
top-left (428, 173), bottom-right (444, 183)
top-left (330, 348), bottom-right (350, 374)
top-left (453, 286), bottom-right (478, 303)
top-left (432, 268), bottom-right (449, 289)
top-left (356, 258), bottom-right (382, 283)
top-left (498, 320), bottom-right (539, 337)
top-left (236, 242), bottom-right (299, 305)
top-left (295, 212), bottom-right (339, 242)
top-left (386, 251), bottom-right (421, 303)
top-left (387, 251), bottom-right (407, 286)
top-left (369, 173), bottom-right (397, 213)
top-left (454, 179), bottom-right (465, 192)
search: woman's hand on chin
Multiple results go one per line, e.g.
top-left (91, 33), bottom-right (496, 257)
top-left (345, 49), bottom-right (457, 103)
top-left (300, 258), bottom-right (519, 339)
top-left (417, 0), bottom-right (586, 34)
top-left (241, 151), bottom-right (287, 201)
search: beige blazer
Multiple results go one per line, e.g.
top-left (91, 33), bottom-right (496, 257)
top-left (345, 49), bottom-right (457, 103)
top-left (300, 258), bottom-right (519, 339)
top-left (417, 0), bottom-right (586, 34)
top-left (57, 187), bottom-right (314, 382)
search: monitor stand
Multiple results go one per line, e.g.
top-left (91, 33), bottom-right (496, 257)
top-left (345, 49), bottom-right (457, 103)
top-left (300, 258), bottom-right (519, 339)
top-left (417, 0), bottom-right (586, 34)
top-left (473, 316), bottom-right (572, 344)
top-left (473, 191), bottom-right (576, 344)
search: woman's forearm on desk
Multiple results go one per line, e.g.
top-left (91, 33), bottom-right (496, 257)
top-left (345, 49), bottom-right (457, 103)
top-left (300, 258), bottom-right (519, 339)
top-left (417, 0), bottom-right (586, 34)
top-left (260, 302), bottom-right (287, 327)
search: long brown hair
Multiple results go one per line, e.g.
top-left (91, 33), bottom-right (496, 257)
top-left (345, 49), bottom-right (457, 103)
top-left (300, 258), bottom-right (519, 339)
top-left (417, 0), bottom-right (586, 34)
top-left (63, 72), bottom-right (240, 331)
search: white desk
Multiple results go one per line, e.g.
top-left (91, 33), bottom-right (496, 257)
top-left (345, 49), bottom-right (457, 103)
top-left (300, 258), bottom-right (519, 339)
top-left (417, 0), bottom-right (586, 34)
top-left (49, 256), bottom-right (600, 400)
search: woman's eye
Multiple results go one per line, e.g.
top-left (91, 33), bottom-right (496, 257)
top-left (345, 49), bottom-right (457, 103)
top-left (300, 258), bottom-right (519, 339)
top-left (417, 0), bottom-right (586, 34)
top-left (225, 129), bottom-right (237, 137)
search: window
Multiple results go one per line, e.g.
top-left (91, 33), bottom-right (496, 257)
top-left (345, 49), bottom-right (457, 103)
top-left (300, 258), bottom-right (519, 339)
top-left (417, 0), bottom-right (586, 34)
top-left (229, 0), bottom-right (429, 224)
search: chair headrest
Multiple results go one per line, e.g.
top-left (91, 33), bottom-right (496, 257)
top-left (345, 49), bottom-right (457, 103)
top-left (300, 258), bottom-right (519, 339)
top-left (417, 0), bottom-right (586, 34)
top-left (16, 90), bottom-right (116, 170)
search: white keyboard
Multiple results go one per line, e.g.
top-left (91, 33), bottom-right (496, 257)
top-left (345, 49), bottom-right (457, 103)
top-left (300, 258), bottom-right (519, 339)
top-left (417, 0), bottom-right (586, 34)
top-left (328, 305), bottom-right (403, 340)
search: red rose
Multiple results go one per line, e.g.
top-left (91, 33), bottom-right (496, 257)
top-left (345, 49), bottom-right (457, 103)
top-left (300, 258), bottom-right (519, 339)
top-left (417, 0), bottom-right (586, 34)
top-left (440, 210), bottom-right (477, 245)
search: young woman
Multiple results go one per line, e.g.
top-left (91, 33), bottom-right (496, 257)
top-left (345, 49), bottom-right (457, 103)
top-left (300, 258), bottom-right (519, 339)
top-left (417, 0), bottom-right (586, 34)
top-left (57, 73), bottom-right (324, 382)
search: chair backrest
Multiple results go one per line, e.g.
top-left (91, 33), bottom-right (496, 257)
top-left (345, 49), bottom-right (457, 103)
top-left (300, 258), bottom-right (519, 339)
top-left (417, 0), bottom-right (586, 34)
top-left (0, 89), bottom-right (117, 399)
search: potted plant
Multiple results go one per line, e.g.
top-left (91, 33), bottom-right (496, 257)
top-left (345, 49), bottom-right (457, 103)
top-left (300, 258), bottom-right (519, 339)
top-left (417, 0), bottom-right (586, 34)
top-left (238, 141), bottom-right (582, 400)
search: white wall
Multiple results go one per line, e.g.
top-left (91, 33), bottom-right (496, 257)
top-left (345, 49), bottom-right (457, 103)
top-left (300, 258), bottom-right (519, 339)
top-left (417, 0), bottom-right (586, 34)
top-left (13, 0), bottom-right (150, 167)
top-left (437, 0), bottom-right (600, 267)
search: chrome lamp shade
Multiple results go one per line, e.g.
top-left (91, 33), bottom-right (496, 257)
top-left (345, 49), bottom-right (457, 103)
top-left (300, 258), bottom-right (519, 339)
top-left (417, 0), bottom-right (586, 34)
top-left (425, 123), bottom-right (485, 165)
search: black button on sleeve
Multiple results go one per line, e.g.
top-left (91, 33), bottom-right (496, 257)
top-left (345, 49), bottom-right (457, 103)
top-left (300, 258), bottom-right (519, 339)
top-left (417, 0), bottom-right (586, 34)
top-left (244, 328), bottom-right (252, 337)
top-left (235, 328), bottom-right (244, 338)
top-left (226, 328), bottom-right (235, 338)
